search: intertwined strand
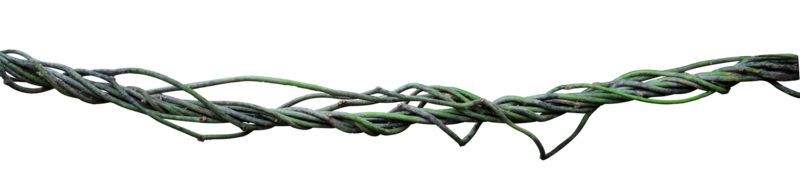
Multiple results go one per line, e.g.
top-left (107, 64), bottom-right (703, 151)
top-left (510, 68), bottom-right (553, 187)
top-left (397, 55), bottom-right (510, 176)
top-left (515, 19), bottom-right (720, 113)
top-left (1, 50), bottom-right (798, 160)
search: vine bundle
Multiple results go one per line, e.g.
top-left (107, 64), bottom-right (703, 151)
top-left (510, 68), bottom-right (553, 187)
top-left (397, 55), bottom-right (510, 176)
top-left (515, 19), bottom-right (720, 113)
top-left (1, 50), bottom-right (798, 160)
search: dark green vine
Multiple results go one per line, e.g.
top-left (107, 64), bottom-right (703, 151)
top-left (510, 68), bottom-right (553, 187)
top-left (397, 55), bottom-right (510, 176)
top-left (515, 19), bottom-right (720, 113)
top-left (1, 50), bottom-right (797, 160)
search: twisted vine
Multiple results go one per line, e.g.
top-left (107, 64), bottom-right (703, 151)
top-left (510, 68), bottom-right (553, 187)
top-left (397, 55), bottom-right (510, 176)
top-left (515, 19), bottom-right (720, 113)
top-left (1, 49), bottom-right (798, 160)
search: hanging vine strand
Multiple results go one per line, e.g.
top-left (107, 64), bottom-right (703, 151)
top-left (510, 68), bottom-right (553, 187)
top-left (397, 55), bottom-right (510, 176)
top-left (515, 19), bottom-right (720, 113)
top-left (1, 50), bottom-right (797, 160)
